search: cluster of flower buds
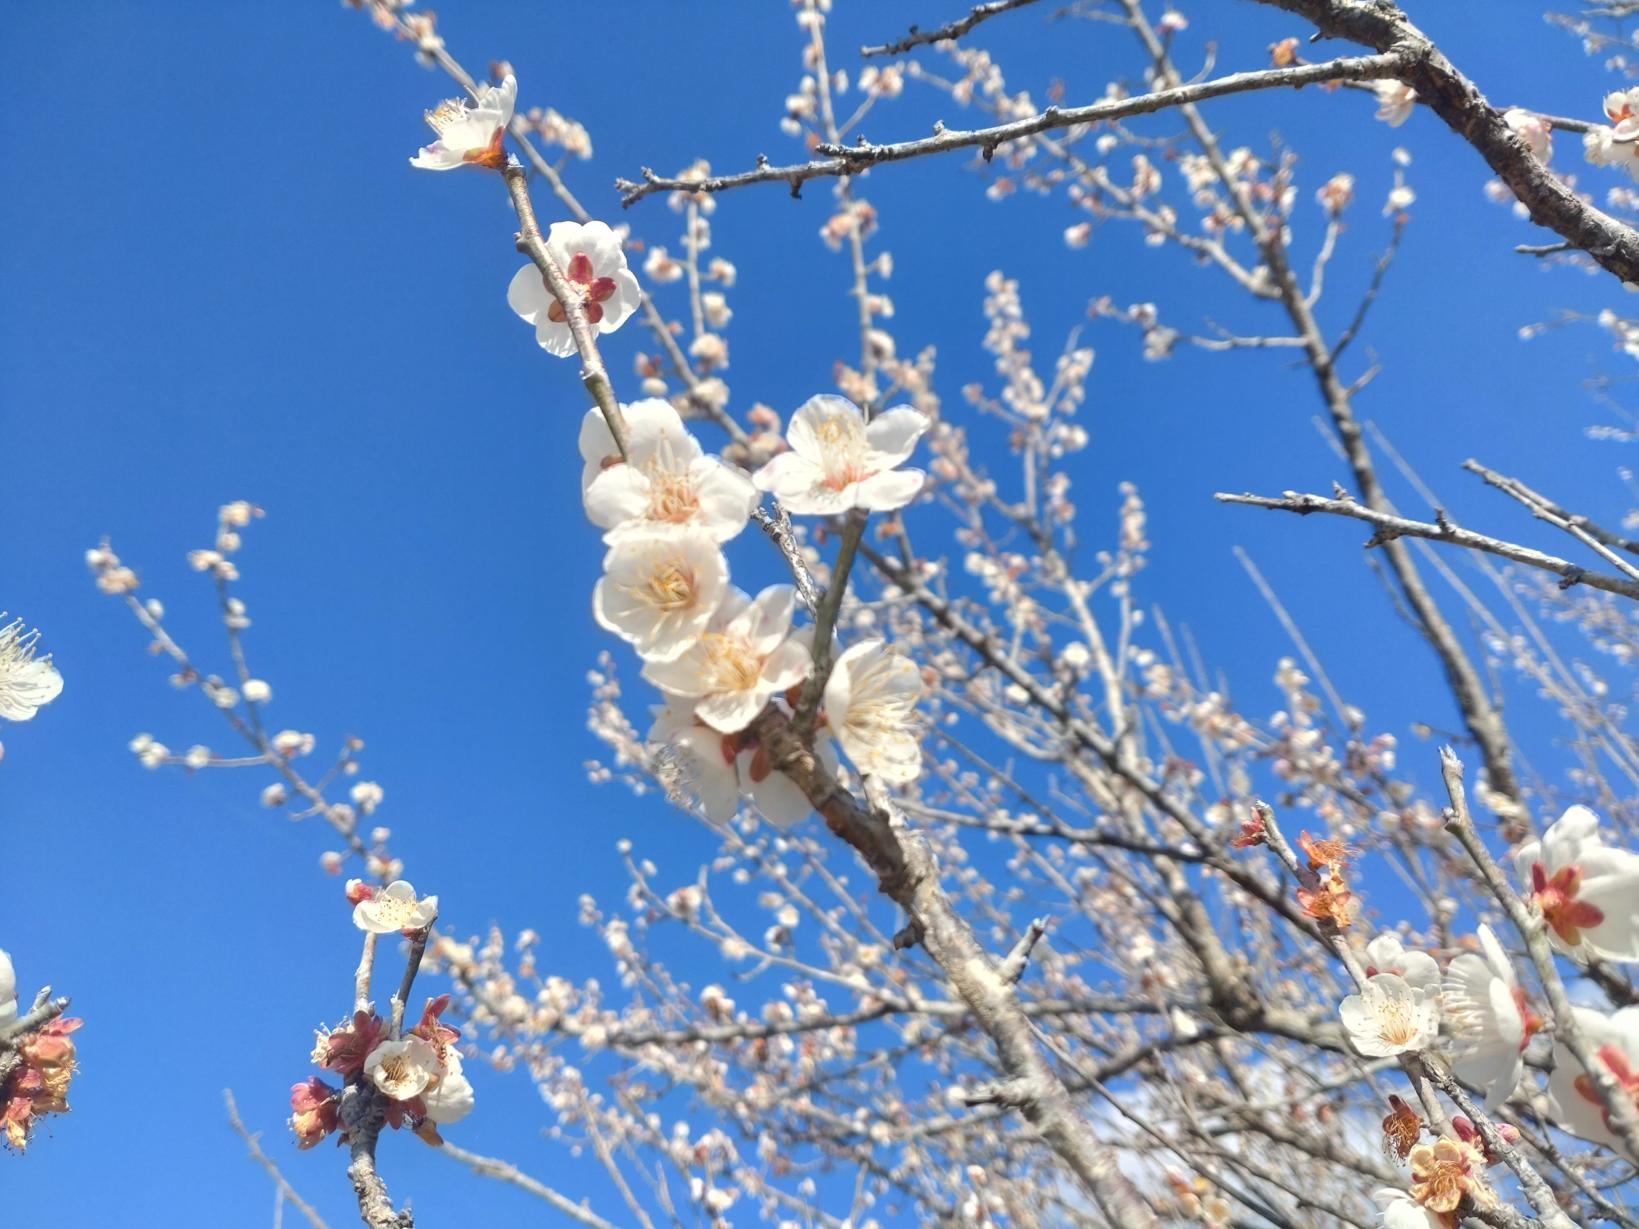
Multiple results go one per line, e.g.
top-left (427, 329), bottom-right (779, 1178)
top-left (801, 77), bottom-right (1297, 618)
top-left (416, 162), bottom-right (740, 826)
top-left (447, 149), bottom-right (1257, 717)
top-left (0, 949), bottom-right (82, 1153)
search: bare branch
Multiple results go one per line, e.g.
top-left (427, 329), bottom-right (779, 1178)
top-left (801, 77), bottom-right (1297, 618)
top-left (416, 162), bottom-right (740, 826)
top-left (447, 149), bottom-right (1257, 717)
top-left (861, 0), bottom-right (1041, 57)
top-left (618, 53), bottom-right (1410, 205)
top-left (1215, 489), bottom-right (1639, 601)
top-left (437, 1142), bottom-right (620, 1229)
top-left (226, 1090), bottom-right (334, 1229)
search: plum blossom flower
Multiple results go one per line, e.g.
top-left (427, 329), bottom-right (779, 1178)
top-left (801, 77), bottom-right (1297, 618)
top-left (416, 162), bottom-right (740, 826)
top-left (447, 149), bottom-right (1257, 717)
top-left (1373, 80), bottom-right (1417, 128)
top-left (1408, 1137), bottom-right (1490, 1219)
top-left (1513, 805), bottom-right (1639, 963)
top-left (643, 586), bottom-right (811, 733)
top-left (1371, 1188), bottom-right (1449, 1229)
top-left (1443, 925), bottom-right (1541, 1110)
top-left (1586, 89), bottom-right (1639, 182)
top-left (289, 1078), bottom-right (340, 1149)
top-left (410, 75), bottom-right (515, 171)
top-left (507, 221), bottom-right (641, 357)
top-left (364, 1036), bottom-right (441, 1101)
top-left (1503, 108), bottom-right (1551, 162)
top-left (0, 617), bottom-right (63, 723)
top-left (579, 400), bottom-right (673, 492)
top-left (1546, 1005), bottom-right (1639, 1155)
top-left (352, 880), bottom-right (439, 934)
top-left (583, 401), bottom-right (756, 543)
top-left (1363, 933), bottom-right (1441, 995)
top-left (1339, 973), bottom-right (1439, 1057)
top-left (752, 395), bottom-right (929, 514)
top-left (422, 1050), bottom-right (475, 1125)
top-left (593, 530), bottom-right (730, 662)
top-left (823, 640), bottom-right (923, 784)
top-left (649, 701), bottom-right (836, 828)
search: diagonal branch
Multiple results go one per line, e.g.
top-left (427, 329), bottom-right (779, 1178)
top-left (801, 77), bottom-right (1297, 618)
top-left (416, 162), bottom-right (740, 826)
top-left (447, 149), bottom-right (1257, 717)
top-left (1216, 488), bottom-right (1639, 601)
top-left (861, 0), bottom-right (1042, 57)
top-left (618, 52), bottom-right (1410, 205)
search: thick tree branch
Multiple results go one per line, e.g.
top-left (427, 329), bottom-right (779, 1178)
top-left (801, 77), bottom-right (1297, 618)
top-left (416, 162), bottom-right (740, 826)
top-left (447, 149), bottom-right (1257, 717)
top-left (1256, 0), bottom-right (1639, 284)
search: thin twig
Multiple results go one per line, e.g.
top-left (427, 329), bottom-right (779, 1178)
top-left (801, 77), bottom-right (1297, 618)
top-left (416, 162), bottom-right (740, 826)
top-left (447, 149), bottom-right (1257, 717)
top-left (861, 0), bottom-right (1042, 57)
top-left (226, 1090), bottom-right (334, 1229)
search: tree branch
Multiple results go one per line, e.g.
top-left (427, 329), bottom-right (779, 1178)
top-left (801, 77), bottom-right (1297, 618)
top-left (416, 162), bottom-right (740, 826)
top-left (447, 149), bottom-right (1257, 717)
top-left (617, 53), bottom-right (1411, 205)
top-left (860, 0), bottom-right (1042, 57)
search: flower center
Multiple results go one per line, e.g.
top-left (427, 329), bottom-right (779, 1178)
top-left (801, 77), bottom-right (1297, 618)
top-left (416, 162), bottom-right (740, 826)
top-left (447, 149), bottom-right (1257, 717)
top-left (371, 895), bottom-right (417, 928)
top-left (699, 633), bottom-right (762, 692)
top-left (644, 463), bottom-right (700, 524)
top-left (810, 414), bottom-right (873, 491)
top-left (1375, 999), bottom-right (1418, 1047)
top-left (637, 561), bottom-right (697, 612)
top-left (1511, 986), bottom-right (1544, 1052)
top-left (380, 1055), bottom-right (409, 1086)
top-left (546, 252), bottom-right (618, 325)
top-left (1530, 863), bottom-right (1606, 946)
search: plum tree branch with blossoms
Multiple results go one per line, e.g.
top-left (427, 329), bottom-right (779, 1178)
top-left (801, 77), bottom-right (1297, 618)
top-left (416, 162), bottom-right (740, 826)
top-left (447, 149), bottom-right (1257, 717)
top-left (46, 1), bottom-right (1639, 1226)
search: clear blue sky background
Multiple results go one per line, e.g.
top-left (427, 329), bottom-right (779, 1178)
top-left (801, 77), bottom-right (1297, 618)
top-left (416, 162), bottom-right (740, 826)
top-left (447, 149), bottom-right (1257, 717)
top-left (3, 2), bottom-right (1633, 1224)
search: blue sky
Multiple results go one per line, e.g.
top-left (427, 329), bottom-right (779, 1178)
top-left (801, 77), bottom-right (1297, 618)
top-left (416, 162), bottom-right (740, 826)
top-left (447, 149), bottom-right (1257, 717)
top-left (3, 1), bottom-right (1635, 1224)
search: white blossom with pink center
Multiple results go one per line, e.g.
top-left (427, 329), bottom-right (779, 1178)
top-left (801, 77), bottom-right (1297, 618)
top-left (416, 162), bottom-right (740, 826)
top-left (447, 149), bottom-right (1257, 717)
top-left (1584, 90), bottom-right (1639, 182)
top-left (583, 401), bottom-right (756, 543)
top-left (752, 395), bottom-right (929, 515)
top-left (410, 75), bottom-right (515, 171)
top-left (642, 586), bottom-right (811, 733)
top-left (507, 221), bottom-right (641, 357)
top-left (1513, 806), bottom-right (1639, 964)
top-left (1547, 1005), bottom-right (1639, 1156)
top-left (592, 530), bottom-right (729, 662)
top-left (1443, 925), bottom-right (1541, 1110)
top-left (823, 640), bottom-right (923, 784)
top-left (1338, 973), bottom-right (1438, 1057)
top-left (648, 700), bottom-right (835, 828)
top-left (1372, 80), bottom-right (1417, 128)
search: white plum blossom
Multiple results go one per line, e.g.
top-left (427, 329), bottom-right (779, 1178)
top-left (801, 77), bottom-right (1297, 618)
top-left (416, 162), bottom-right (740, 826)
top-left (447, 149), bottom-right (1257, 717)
top-left (0, 617), bottom-right (63, 723)
top-left (1362, 933), bottom-right (1441, 995)
top-left (648, 701), bottom-right (835, 828)
top-left (1546, 1005), bottom-right (1639, 1155)
top-left (1513, 806), bottom-right (1639, 964)
top-left (752, 395), bottom-right (929, 514)
top-left (1503, 108), bottom-right (1551, 162)
top-left (423, 1050), bottom-right (476, 1125)
top-left (1586, 89), bottom-right (1639, 183)
top-left (364, 1036), bottom-right (441, 1101)
top-left (507, 221), bottom-right (641, 357)
top-left (1372, 1188), bottom-right (1446, 1229)
top-left (1443, 925), bottom-right (1540, 1110)
top-left (823, 640), bottom-right (923, 784)
top-left (353, 880), bottom-right (439, 934)
top-left (0, 947), bottom-right (14, 1027)
top-left (1372, 80), bottom-right (1417, 128)
top-left (583, 401), bottom-right (756, 543)
top-left (410, 75), bottom-right (515, 171)
top-left (579, 400), bottom-right (676, 492)
top-left (1338, 973), bottom-right (1439, 1057)
top-left (593, 530), bottom-right (730, 662)
top-left (241, 678), bottom-right (271, 704)
top-left (643, 586), bottom-right (811, 733)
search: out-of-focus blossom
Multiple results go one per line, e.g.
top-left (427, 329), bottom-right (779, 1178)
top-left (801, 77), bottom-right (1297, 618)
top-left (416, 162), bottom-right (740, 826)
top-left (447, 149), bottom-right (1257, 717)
top-left (1338, 973), bottom-right (1439, 1057)
top-left (1503, 108), bottom-right (1551, 162)
top-left (507, 221), bottom-right (641, 357)
top-left (752, 395), bottom-right (929, 514)
top-left (643, 586), bottom-right (810, 733)
top-left (1443, 925), bottom-right (1541, 1110)
top-left (352, 880), bottom-right (438, 934)
top-left (410, 75), bottom-right (515, 171)
top-left (1546, 1005), bottom-right (1639, 1156)
top-left (648, 701), bottom-right (830, 828)
top-left (1514, 806), bottom-right (1639, 963)
top-left (422, 1050), bottom-right (475, 1125)
top-left (823, 640), bottom-right (923, 784)
top-left (0, 948), bottom-right (13, 1027)
top-left (593, 531), bottom-right (730, 662)
top-left (0, 617), bottom-right (63, 723)
top-left (1371, 1188), bottom-right (1447, 1229)
top-left (1373, 80), bottom-right (1417, 128)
